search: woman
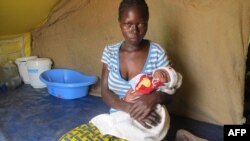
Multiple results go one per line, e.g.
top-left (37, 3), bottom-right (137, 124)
top-left (100, 0), bottom-right (172, 128)
top-left (59, 0), bottom-right (174, 140)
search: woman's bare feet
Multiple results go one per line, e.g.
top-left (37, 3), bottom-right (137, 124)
top-left (175, 129), bottom-right (208, 141)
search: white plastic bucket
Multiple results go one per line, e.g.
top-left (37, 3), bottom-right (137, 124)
top-left (27, 58), bottom-right (52, 88)
top-left (15, 56), bottom-right (37, 84)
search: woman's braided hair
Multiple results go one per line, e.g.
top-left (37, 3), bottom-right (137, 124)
top-left (118, 0), bottom-right (149, 21)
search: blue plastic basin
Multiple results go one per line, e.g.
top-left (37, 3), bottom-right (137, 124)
top-left (40, 69), bottom-right (97, 99)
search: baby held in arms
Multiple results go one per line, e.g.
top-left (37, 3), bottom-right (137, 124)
top-left (123, 66), bottom-right (182, 103)
top-left (89, 66), bottom-right (182, 141)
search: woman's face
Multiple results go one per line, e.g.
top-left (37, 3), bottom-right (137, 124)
top-left (119, 6), bottom-right (148, 45)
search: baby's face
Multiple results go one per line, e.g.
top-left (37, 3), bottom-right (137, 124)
top-left (153, 69), bottom-right (169, 83)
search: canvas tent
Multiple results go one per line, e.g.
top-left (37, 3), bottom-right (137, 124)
top-left (1, 0), bottom-right (250, 129)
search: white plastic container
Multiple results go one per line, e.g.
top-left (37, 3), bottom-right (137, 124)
top-left (27, 58), bottom-right (52, 88)
top-left (15, 56), bottom-right (37, 84)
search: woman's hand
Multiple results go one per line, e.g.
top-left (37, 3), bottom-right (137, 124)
top-left (137, 110), bottom-right (161, 129)
top-left (128, 93), bottom-right (161, 128)
top-left (123, 89), bottom-right (145, 103)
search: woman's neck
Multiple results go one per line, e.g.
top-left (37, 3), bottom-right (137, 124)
top-left (121, 39), bottom-right (148, 52)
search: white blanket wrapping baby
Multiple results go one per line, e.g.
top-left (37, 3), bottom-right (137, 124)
top-left (90, 104), bottom-right (170, 141)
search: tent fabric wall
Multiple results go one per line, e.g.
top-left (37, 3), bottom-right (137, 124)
top-left (0, 0), bottom-right (59, 72)
top-left (32, 0), bottom-right (250, 126)
top-left (0, 0), bottom-right (59, 35)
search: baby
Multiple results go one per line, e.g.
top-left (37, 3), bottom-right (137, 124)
top-left (123, 66), bottom-right (182, 103)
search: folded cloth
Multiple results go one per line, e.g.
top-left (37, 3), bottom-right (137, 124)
top-left (90, 104), bottom-right (170, 141)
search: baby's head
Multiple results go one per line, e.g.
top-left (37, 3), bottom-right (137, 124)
top-left (153, 69), bottom-right (169, 83)
top-left (153, 66), bottom-right (182, 92)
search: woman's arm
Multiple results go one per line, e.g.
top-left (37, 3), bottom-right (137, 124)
top-left (101, 63), bottom-right (132, 113)
top-left (129, 91), bottom-right (173, 119)
top-left (128, 91), bottom-right (173, 128)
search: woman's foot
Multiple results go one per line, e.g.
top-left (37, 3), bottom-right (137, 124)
top-left (175, 129), bottom-right (208, 141)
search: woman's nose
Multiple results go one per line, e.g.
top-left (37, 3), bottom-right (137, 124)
top-left (131, 24), bottom-right (139, 33)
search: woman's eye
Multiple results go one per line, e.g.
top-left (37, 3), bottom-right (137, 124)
top-left (124, 23), bottom-right (132, 28)
top-left (138, 23), bottom-right (146, 28)
top-left (123, 23), bottom-right (147, 29)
